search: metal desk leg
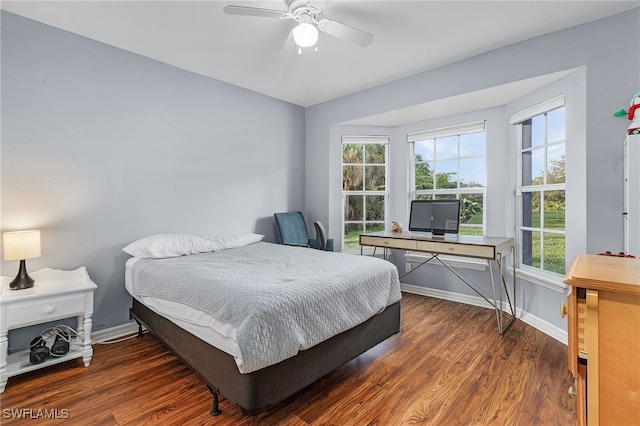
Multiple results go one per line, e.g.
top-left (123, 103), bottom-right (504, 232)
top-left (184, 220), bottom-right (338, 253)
top-left (493, 246), bottom-right (516, 334)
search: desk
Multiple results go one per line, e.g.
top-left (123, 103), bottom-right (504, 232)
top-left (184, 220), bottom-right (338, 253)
top-left (360, 231), bottom-right (516, 334)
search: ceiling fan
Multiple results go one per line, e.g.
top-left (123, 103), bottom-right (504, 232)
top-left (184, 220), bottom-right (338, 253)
top-left (223, 1), bottom-right (373, 49)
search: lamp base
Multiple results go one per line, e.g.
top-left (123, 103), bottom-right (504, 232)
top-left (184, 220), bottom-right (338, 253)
top-left (9, 259), bottom-right (35, 290)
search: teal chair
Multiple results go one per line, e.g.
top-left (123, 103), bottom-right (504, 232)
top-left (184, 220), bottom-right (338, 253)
top-left (273, 211), bottom-right (334, 251)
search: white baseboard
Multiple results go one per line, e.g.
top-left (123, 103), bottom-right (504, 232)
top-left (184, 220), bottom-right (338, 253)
top-left (519, 310), bottom-right (567, 344)
top-left (92, 321), bottom-right (141, 344)
top-left (400, 283), bottom-right (567, 345)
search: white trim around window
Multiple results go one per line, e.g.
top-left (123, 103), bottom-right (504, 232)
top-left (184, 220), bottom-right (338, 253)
top-left (342, 135), bottom-right (390, 144)
top-left (408, 120), bottom-right (486, 142)
top-left (509, 95), bottom-right (565, 125)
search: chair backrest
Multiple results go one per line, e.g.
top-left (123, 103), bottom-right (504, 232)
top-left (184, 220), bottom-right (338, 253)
top-left (313, 221), bottom-right (327, 251)
top-left (274, 212), bottom-right (310, 246)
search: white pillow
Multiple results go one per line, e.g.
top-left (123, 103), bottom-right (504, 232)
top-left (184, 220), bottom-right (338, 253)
top-left (122, 234), bottom-right (216, 259)
top-left (207, 233), bottom-right (264, 251)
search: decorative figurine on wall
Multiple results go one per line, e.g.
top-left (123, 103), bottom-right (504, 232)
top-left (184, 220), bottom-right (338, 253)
top-left (391, 221), bottom-right (403, 233)
top-left (614, 90), bottom-right (640, 134)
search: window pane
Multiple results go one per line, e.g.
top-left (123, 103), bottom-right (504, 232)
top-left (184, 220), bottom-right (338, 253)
top-left (460, 193), bottom-right (483, 226)
top-left (342, 144), bottom-right (362, 163)
top-left (459, 157), bottom-right (486, 187)
top-left (531, 231), bottom-right (541, 268)
top-left (547, 107), bottom-right (565, 143)
top-left (365, 223), bottom-right (385, 233)
top-left (547, 147), bottom-right (565, 184)
top-left (543, 232), bottom-right (565, 274)
top-left (415, 194), bottom-right (433, 200)
top-left (521, 119), bottom-right (533, 150)
top-left (436, 135), bottom-right (458, 160)
top-left (343, 165), bottom-right (363, 191)
top-left (365, 144), bottom-right (385, 164)
top-left (365, 195), bottom-right (385, 221)
top-left (521, 150), bottom-right (532, 186)
top-left (531, 114), bottom-right (545, 147)
top-left (459, 225), bottom-right (483, 236)
top-left (434, 194), bottom-right (457, 200)
top-left (530, 147), bottom-right (545, 185)
top-left (543, 191), bottom-right (565, 230)
top-left (415, 139), bottom-right (434, 161)
top-left (522, 230), bottom-right (532, 265)
top-left (435, 160), bottom-right (457, 189)
top-left (345, 195), bottom-right (363, 221)
top-left (415, 161), bottom-right (434, 190)
top-left (343, 223), bottom-right (363, 250)
top-left (365, 165), bottom-right (385, 190)
top-left (522, 192), bottom-right (541, 228)
top-left (459, 132), bottom-right (485, 157)
top-left (522, 230), bottom-right (541, 268)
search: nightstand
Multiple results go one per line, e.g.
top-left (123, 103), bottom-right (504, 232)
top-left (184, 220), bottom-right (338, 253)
top-left (0, 267), bottom-right (97, 393)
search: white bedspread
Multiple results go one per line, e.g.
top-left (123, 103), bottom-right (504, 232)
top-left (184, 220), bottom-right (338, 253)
top-left (129, 242), bottom-right (401, 373)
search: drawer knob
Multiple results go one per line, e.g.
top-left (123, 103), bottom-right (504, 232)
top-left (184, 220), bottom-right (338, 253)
top-left (561, 301), bottom-right (568, 318)
top-left (44, 306), bottom-right (55, 314)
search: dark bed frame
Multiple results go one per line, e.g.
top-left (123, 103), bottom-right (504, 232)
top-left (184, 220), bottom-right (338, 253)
top-left (130, 298), bottom-right (401, 416)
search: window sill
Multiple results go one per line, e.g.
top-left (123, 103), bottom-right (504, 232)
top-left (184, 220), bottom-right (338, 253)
top-left (515, 267), bottom-right (568, 293)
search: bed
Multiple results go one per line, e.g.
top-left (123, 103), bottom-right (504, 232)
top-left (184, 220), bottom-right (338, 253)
top-left (123, 234), bottom-right (401, 416)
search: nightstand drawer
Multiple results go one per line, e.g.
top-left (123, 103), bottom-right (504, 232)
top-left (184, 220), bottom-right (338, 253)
top-left (5, 294), bottom-right (86, 328)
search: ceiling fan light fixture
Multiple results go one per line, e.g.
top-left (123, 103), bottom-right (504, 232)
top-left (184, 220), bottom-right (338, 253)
top-left (292, 22), bottom-right (318, 47)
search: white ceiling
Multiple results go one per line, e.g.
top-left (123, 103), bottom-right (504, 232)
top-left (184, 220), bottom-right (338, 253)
top-left (2, 1), bottom-right (638, 109)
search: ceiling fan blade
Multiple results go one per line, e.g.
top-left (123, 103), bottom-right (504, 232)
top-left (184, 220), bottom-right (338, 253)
top-left (223, 5), bottom-right (289, 19)
top-left (317, 18), bottom-right (373, 47)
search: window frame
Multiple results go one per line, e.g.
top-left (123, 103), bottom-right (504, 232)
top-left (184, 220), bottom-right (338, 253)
top-left (341, 136), bottom-right (389, 252)
top-left (408, 121), bottom-right (487, 236)
top-left (512, 96), bottom-right (567, 280)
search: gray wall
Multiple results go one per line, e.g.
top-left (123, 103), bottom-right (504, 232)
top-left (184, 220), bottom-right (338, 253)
top-left (1, 12), bottom-right (305, 345)
top-left (305, 9), bottom-right (639, 335)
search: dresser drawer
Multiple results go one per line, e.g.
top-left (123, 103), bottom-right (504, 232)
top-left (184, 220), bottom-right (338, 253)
top-left (5, 294), bottom-right (87, 328)
top-left (360, 235), bottom-right (417, 250)
top-left (415, 240), bottom-right (495, 259)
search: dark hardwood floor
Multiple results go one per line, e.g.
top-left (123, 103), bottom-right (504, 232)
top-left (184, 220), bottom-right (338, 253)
top-left (1, 293), bottom-right (576, 425)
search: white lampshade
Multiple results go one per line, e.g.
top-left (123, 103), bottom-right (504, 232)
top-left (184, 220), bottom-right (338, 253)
top-left (292, 22), bottom-right (318, 48)
top-left (3, 230), bottom-right (41, 261)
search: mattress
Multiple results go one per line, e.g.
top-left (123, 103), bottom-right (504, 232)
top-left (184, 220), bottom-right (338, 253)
top-left (125, 257), bottom-right (243, 360)
top-left (125, 242), bottom-right (401, 373)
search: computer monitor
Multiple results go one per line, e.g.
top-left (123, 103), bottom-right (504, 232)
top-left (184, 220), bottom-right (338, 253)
top-left (409, 199), bottom-right (461, 236)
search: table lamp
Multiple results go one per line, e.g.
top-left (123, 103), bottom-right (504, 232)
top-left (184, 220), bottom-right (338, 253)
top-left (3, 230), bottom-right (41, 290)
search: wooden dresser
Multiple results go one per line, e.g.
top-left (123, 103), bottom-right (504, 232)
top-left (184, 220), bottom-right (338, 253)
top-left (563, 254), bottom-right (640, 425)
